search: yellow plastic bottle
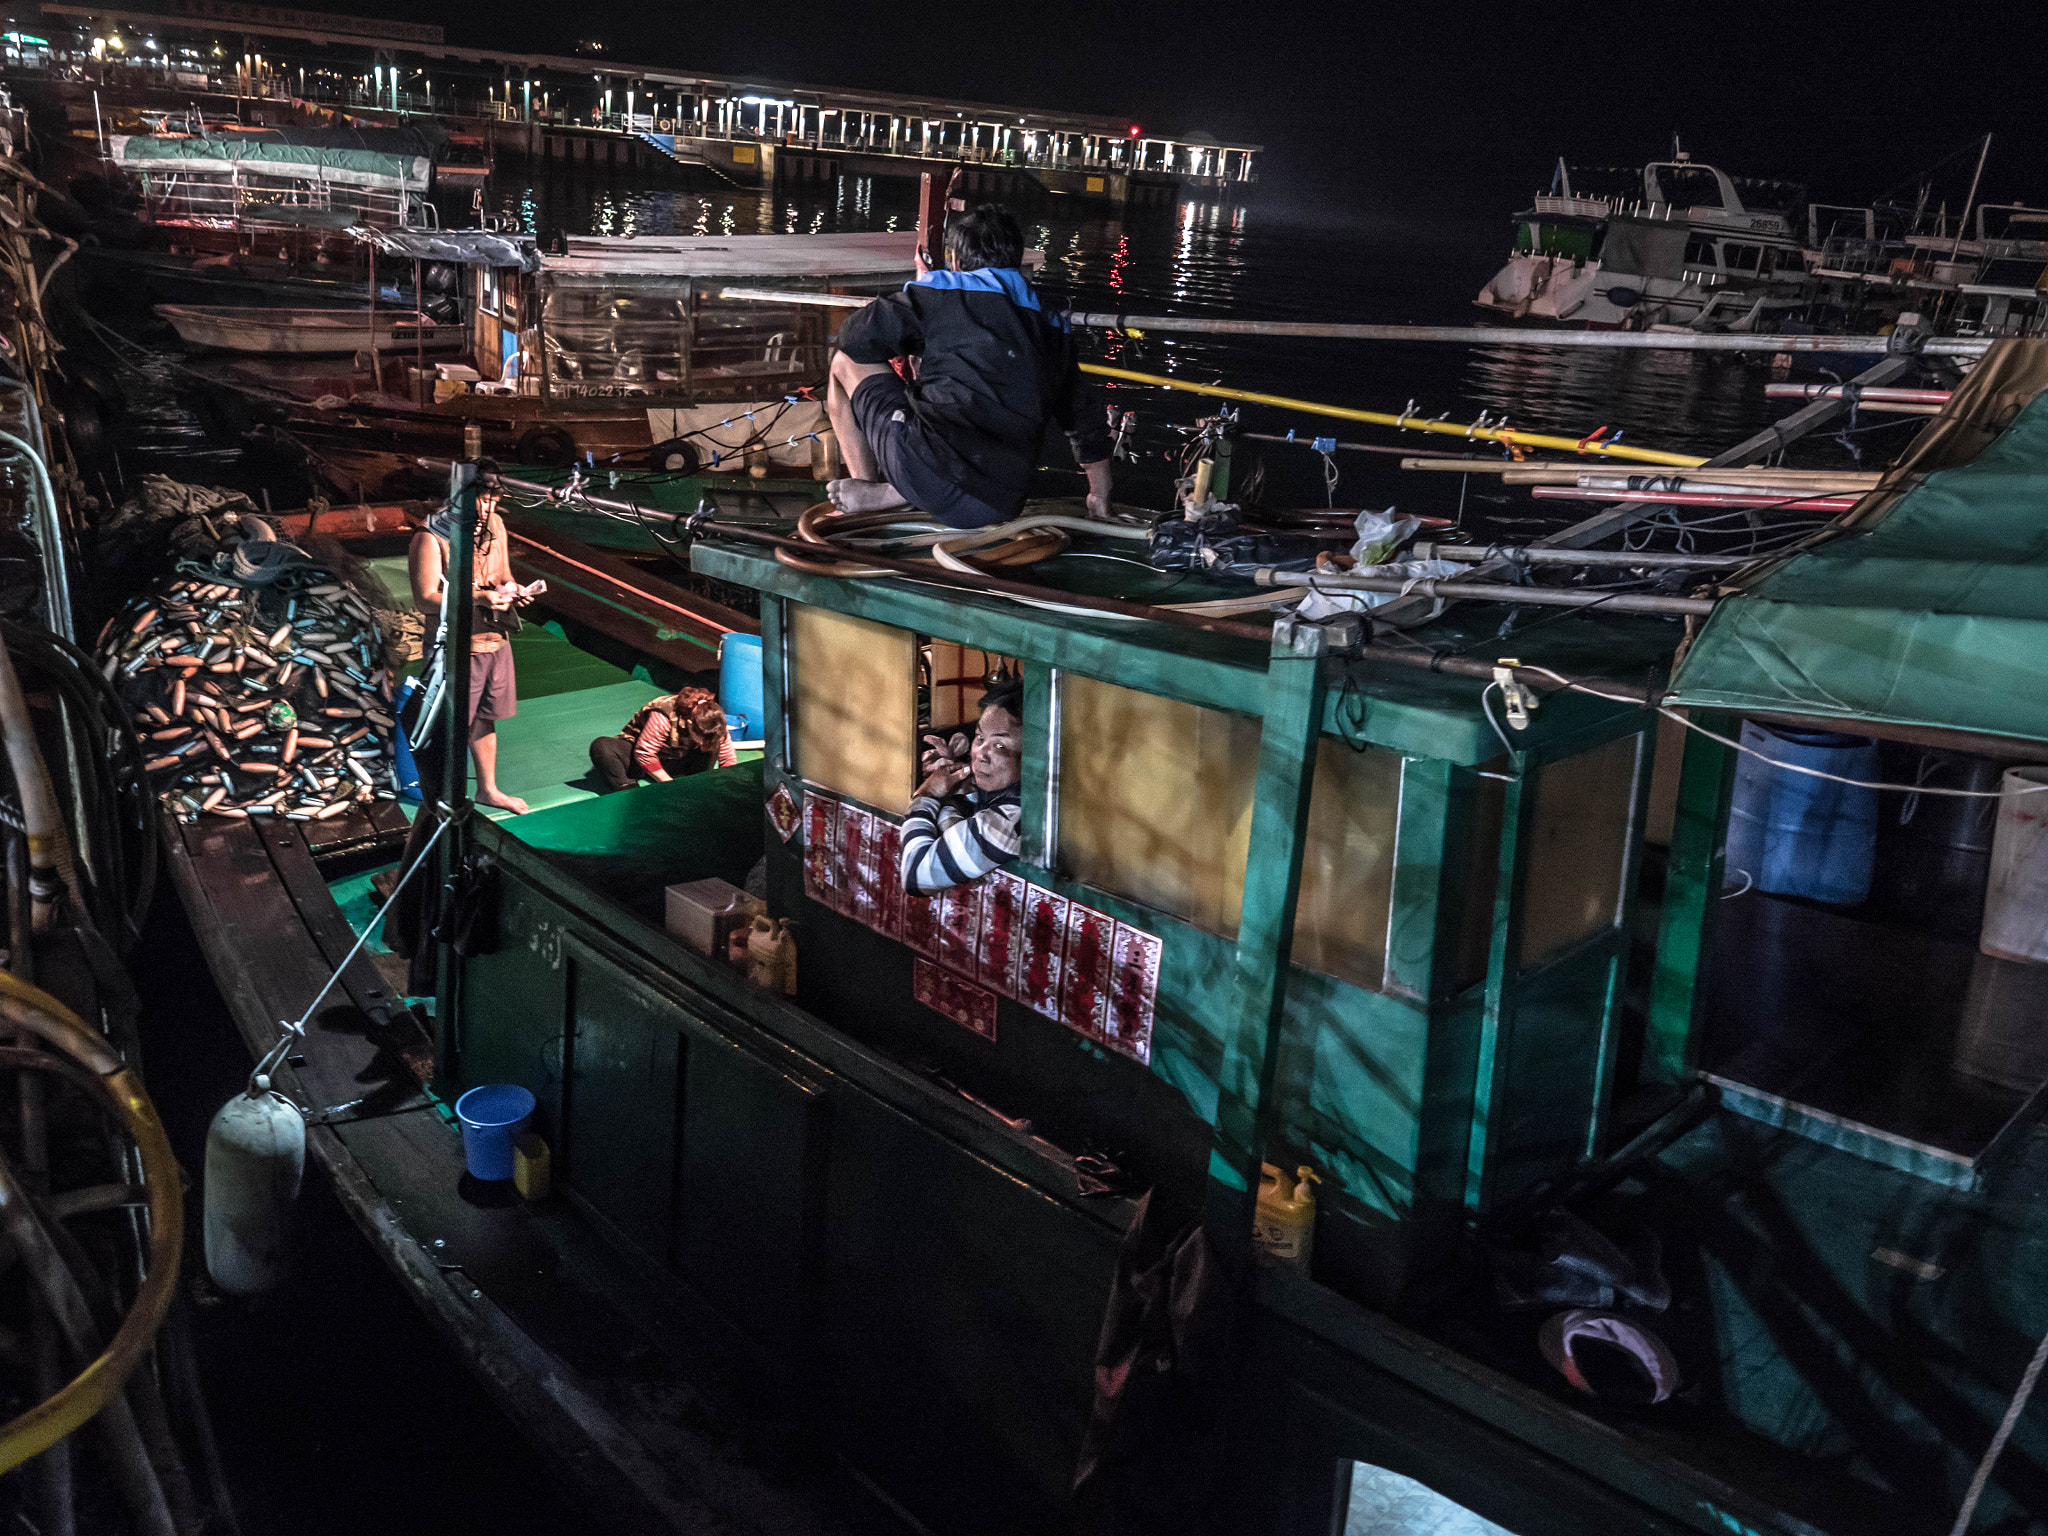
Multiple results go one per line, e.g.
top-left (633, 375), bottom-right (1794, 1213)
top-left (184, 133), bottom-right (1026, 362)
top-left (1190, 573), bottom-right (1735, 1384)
top-left (1253, 1163), bottom-right (1320, 1274)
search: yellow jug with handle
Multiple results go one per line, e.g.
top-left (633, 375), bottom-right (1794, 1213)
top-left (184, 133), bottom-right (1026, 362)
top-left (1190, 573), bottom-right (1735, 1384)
top-left (1253, 1163), bottom-right (1320, 1274)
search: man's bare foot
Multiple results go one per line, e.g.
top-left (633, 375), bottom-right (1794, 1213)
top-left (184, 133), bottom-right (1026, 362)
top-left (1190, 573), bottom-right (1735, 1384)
top-left (478, 789), bottom-right (529, 814)
top-left (828, 478), bottom-right (912, 515)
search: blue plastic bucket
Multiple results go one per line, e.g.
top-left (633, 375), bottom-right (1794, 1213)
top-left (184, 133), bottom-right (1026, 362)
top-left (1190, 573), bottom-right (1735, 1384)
top-left (392, 677), bottom-right (422, 801)
top-left (1725, 722), bottom-right (1878, 905)
top-left (719, 634), bottom-right (763, 741)
top-left (454, 1084), bottom-right (536, 1182)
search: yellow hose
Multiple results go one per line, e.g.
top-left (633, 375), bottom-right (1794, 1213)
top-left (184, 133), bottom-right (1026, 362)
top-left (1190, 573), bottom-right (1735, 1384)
top-left (0, 969), bottom-right (183, 1472)
top-left (1078, 364), bottom-right (1708, 468)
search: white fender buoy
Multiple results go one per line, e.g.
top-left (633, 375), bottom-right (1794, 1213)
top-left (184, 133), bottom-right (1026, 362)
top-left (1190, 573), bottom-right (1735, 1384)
top-left (203, 1073), bottom-right (305, 1295)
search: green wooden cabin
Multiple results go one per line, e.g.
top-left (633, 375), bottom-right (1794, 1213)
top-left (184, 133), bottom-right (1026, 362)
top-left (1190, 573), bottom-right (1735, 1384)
top-left (441, 367), bottom-right (2048, 1533)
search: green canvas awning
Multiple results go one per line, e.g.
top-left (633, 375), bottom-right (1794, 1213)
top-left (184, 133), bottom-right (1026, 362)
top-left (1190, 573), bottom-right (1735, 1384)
top-left (108, 134), bottom-right (431, 192)
top-left (1668, 339), bottom-right (2048, 748)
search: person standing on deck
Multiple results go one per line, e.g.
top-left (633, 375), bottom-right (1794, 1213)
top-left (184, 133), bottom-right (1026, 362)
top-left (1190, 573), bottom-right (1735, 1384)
top-left (588, 685), bottom-right (738, 792)
top-left (825, 204), bottom-right (1115, 528)
top-left (900, 677), bottom-right (1024, 894)
top-left (408, 487), bottom-right (533, 815)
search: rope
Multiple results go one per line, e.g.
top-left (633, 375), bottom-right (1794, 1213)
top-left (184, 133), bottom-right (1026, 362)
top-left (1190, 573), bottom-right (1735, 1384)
top-left (251, 811), bottom-right (452, 1085)
top-left (1517, 666), bottom-right (2048, 799)
top-left (1948, 1323), bottom-right (2048, 1535)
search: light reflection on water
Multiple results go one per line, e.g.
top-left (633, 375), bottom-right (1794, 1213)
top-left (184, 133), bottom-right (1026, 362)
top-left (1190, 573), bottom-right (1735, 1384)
top-left (122, 169), bottom-right (1897, 521)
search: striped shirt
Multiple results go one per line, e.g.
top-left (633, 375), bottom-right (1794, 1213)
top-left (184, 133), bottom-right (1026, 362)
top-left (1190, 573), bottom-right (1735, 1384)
top-left (900, 784), bottom-right (1022, 895)
top-left (632, 711), bottom-right (739, 776)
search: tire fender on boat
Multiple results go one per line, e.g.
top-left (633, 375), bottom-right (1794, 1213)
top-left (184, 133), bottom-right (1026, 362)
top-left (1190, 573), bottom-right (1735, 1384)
top-left (515, 424), bottom-right (577, 465)
top-left (203, 1075), bottom-right (305, 1295)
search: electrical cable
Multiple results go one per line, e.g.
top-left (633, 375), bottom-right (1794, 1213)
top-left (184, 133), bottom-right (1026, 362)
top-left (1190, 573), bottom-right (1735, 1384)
top-left (1517, 665), bottom-right (2048, 798)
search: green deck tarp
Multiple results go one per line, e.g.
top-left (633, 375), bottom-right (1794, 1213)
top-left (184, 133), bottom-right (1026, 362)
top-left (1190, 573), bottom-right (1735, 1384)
top-left (1669, 355), bottom-right (2048, 746)
top-left (108, 134), bottom-right (431, 191)
top-left (507, 759), bottom-right (764, 914)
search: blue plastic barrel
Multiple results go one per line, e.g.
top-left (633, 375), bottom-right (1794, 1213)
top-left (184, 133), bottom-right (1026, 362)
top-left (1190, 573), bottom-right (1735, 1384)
top-left (719, 633), bottom-right (763, 741)
top-left (454, 1084), bottom-right (536, 1182)
top-left (1725, 722), bottom-right (1879, 905)
top-left (392, 677), bottom-right (422, 801)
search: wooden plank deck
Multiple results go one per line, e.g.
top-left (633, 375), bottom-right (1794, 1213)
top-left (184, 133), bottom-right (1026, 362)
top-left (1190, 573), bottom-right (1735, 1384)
top-left (162, 815), bottom-right (877, 1536)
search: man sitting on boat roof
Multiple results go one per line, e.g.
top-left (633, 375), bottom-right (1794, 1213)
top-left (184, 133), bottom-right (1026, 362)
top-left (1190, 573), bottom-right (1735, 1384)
top-left (901, 676), bottom-right (1024, 894)
top-left (826, 204), bottom-right (1113, 528)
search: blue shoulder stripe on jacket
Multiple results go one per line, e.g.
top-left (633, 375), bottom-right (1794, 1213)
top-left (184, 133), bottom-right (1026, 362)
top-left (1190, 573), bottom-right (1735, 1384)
top-left (908, 267), bottom-right (1069, 331)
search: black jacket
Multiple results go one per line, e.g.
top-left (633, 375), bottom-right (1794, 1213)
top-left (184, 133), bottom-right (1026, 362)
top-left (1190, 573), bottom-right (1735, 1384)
top-left (836, 269), bottom-right (1112, 516)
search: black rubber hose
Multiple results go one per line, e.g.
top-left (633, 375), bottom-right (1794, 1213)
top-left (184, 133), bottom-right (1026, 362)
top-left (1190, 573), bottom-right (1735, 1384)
top-left (3, 622), bottom-right (159, 945)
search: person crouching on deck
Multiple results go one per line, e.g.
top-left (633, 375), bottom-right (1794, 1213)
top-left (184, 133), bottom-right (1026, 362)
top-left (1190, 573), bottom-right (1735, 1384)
top-left (825, 203), bottom-right (1115, 529)
top-left (900, 677), bottom-right (1024, 895)
top-left (588, 686), bottom-right (737, 792)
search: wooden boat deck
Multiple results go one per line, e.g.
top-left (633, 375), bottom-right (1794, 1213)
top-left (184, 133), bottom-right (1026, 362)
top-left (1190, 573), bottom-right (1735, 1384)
top-left (161, 737), bottom-right (898, 1536)
top-left (144, 498), bottom-right (897, 1532)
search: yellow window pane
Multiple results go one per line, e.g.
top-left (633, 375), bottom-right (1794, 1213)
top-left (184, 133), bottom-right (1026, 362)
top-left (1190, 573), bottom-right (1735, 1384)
top-left (1517, 733), bottom-right (1642, 968)
top-left (1452, 769), bottom-right (1509, 994)
top-left (1293, 742), bottom-right (1402, 992)
top-left (1059, 675), bottom-right (1258, 937)
top-left (790, 604), bottom-right (915, 815)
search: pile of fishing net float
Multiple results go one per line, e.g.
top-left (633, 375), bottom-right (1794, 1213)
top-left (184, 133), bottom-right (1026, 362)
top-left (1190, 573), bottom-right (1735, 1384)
top-left (95, 563), bottom-right (401, 824)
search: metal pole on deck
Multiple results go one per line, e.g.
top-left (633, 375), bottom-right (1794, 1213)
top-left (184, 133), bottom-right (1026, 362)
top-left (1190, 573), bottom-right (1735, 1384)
top-left (1949, 132), bottom-right (1992, 261)
top-left (433, 461), bottom-right (478, 1080)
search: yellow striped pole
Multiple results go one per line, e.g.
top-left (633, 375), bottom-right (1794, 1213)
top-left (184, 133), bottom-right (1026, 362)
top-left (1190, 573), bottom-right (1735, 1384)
top-left (1079, 364), bottom-right (1707, 468)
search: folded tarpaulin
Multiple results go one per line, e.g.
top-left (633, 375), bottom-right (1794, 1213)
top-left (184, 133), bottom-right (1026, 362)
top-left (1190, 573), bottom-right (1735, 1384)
top-left (108, 134), bottom-right (431, 191)
top-left (350, 227), bottom-right (538, 272)
top-left (1668, 338), bottom-right (2048, 747)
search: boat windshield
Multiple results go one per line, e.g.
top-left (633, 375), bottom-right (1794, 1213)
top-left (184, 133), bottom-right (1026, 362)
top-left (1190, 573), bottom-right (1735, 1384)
top-left (538, 281), bottom-right (829, 403)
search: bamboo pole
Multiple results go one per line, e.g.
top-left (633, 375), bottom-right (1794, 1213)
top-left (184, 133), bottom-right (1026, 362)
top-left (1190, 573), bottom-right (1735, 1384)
top-left (1076, 365), bottom-right (1705, 466)
top-left (1406, 458), bottom-right (1880, 487)
top-left (712, 286), bottom-right (1992, 356)
top-left (1530, 486), bottom-right (1859, 512)
top-left (1252, 569), bottom-right (1717, 615)
top-left (1412, 543), bottom-right (1772, 569)
top-left (1763, 384), bottom-right (1950, 404)
top-left (1365, 352), bottom-right (1916, 627)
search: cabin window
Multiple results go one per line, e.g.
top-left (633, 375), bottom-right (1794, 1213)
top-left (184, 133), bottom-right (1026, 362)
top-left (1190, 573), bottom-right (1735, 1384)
top-left (479, 265), bottom-right (501, 317)
top-left (1341, 1459), bottom-right (1516, 1535)
top-left (1723, 243), bottom-right (1764, 273)
top-left (1517, 733), bottom-right (1641, 968)
top-left (1057, 675), bottom-right (1402, 978)
top-left (1682, 236), bottom-right (1718, 268)
top-left (542, 283), bottom-right (690, 394)
top-left (1293, 743), bottom-right (1403, 992)
top-left (921, 639), bottom-right (1014, 733)
top-left (1452, 765), bottom-right (1509, 993)
top-left (690, 294), bottom-right (825, 401)
top-left (1058, 676), bottom-right (1258, 937)
top-left (788, 605), bottom-right (916, 815)
top-left (1653, 164), bottom-right (1725, 210)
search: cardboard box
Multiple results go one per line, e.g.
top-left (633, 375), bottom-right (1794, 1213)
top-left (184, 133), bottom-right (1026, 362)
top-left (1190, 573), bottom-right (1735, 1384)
top-left (665, 877), bottom-right (757, 958)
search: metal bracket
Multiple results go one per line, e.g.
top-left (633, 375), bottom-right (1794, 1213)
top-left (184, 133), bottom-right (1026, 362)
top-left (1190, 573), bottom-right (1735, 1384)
top-left (1493, 657), bottom-right (1539, 730)
top-left (1273, 611), bottom-right (1369, 658)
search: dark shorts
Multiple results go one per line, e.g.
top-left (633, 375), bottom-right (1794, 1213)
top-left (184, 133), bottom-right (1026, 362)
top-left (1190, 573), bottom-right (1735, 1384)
top-left (470, 643), bottom-right (517, 726)
top-left (849, 371), bottom-right (1011, 529)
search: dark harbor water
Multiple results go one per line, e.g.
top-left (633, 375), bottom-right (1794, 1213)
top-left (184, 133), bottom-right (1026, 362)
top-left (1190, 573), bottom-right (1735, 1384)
top-left (466, 169), bottom-right (1923, 519)
top-left (116, 165), bottom-right (1926, 528)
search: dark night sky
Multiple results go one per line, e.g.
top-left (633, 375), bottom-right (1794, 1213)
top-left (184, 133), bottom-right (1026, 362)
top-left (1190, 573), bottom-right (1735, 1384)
top-left (344, 0), bottom-right (2036, 216)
